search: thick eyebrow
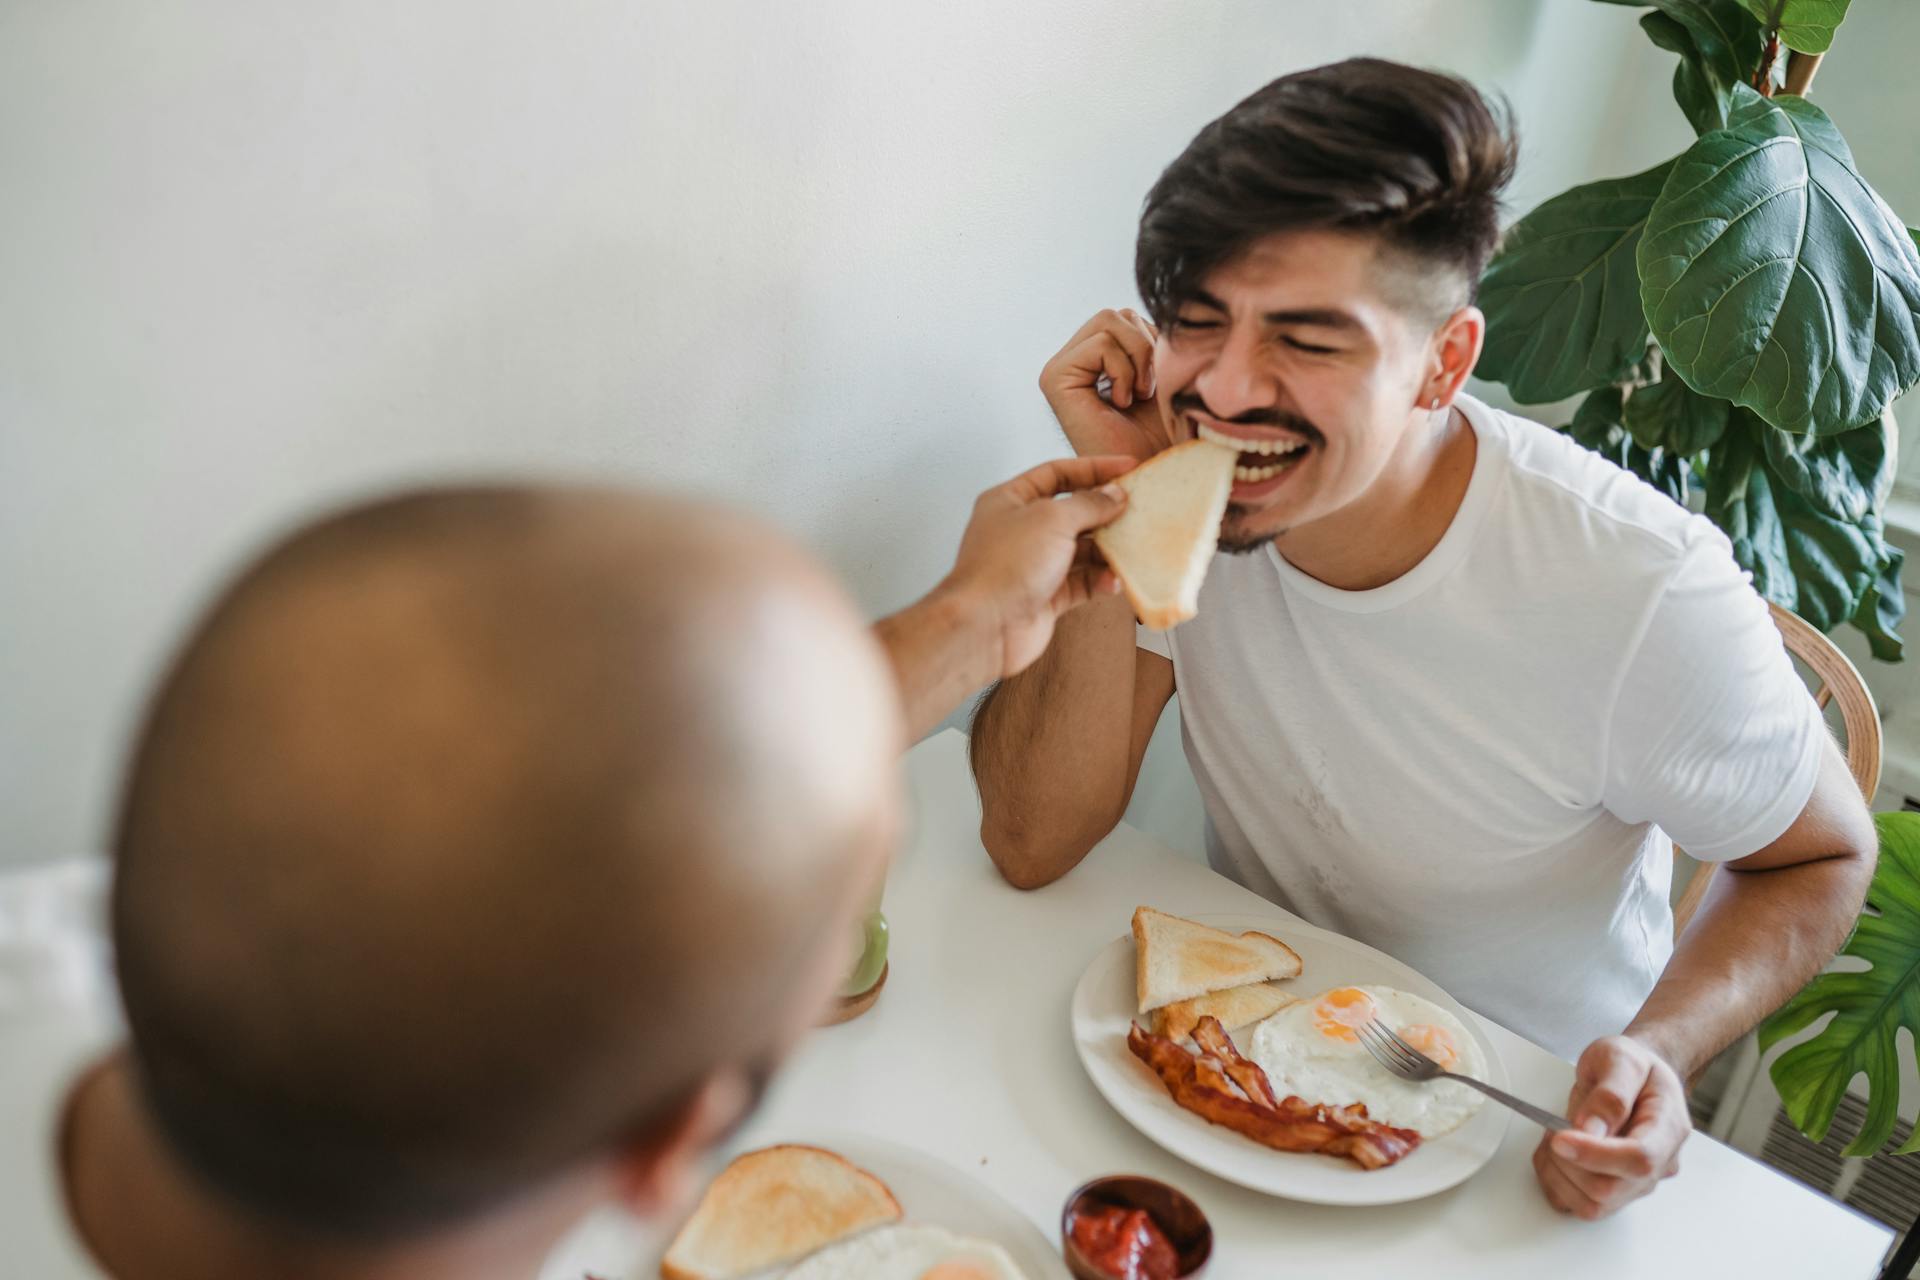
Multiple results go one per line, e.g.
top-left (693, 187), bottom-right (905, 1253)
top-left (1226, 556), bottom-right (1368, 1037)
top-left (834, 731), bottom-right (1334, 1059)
top-left (1184, 290), bottom-right (1365, 332)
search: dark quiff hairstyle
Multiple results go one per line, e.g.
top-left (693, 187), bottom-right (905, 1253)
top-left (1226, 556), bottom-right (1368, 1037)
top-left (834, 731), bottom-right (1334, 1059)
top-left (1135, 57), bottom-right (1518, 327)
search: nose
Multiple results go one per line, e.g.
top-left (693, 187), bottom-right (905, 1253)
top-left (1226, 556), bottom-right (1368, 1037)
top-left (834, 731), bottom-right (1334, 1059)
top-left (1193, 325), bottom-right (1278, 421)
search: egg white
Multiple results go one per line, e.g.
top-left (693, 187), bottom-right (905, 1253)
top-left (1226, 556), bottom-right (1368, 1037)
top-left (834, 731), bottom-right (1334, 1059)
top-left (1246, 985), bottom-right (1487, 1138)
top-left (782, 1223), bottom-right (1028, 1280)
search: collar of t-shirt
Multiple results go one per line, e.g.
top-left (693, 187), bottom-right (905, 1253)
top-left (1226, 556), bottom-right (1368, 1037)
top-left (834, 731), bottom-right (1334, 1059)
top-left (1263, 395), bottom-right (1509, 615)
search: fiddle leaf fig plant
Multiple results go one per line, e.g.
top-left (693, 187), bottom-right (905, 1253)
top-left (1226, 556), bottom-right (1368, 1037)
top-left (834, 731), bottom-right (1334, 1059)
top-left (1478, 0), bottom-right (1920, 659)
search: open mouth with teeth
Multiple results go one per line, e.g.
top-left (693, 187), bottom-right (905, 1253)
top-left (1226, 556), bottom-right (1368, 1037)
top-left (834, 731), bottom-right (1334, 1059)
top-left (1195, 422), bottom-right (1311, 482)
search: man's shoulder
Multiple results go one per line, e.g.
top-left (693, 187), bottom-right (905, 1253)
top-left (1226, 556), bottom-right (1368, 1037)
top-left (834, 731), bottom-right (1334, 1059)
top-left (1468, 396), bottom-right (1722, 577)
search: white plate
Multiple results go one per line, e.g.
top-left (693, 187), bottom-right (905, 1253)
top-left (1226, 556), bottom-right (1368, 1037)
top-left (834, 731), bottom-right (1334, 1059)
top-left (1070, 912), bottom-right (1510, 1206)
top-left (618, 1133), bottom-right (1067, 1279)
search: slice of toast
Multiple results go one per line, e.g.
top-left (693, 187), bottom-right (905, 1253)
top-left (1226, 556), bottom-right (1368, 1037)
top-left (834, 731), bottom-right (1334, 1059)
top-left (1132, 906), bottom-right (1303, 1013)
top-left (1093, 439), bottom-right (1236, 630)
top-left (1152, 980), bottom-right (1300, 1042)
top-left (660, 1144), bottom-right (901, 1280)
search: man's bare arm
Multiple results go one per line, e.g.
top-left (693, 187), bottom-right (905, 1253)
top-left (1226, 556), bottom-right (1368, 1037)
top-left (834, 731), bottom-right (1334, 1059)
top-left (1533, 735), bottom-right (1876, 1220)
top-left (873, 456), bottom-right (1134, 743)
top-left (970, 596), bottom-right (1174, 888)
top-left (1629, 736), bottom-right (1876, 1079)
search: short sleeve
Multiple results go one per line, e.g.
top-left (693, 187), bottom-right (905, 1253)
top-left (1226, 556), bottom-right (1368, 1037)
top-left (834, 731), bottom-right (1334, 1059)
top-left (1602, 525), bottom-right (1825, 863)
top-left (1136, 621), bottom-right (1171, 660)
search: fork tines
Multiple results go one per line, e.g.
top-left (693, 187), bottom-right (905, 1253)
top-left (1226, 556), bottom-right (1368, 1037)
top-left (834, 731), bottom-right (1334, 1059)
top-left (1356, 1017), bottom-right (1434, 1081)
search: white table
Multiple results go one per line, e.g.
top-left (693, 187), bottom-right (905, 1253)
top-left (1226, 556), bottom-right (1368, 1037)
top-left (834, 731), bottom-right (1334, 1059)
top-left (672, 731), bottom-right (1894, 1277)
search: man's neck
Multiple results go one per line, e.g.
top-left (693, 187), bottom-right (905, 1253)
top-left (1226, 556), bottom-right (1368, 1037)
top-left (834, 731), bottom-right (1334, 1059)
top-left (61, 1053), bottom-right (586, 1280)
top-left (1272, 406), bottom-right (1477, 592)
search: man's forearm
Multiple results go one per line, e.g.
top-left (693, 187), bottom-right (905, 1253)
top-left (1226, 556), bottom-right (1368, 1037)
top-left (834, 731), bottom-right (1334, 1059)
top-left (873, 583), bottom-right (1002, 743)
top-left (1628, 850), bottom-right (1872, 1080)
top-left (971, 595), bottom-right (1141, 885)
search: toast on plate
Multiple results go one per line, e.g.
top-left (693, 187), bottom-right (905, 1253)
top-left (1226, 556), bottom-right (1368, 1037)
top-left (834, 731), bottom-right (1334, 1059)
top-left (661, 1143), bottom-right (901, 1280)
top-left (1152, 980), bottom-right (1301, 1042)
top-left (1132, 905), bottom-right (1303, 1013)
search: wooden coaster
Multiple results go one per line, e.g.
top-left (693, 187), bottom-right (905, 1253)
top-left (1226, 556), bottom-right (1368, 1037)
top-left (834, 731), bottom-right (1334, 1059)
top-left (821, 962), bottom-right (888, 1027)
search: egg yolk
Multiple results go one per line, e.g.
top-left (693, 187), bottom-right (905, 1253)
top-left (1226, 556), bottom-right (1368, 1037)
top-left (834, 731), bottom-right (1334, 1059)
top-left (1399, 1022), bottom-right (1460, 1070)
top-left (1311, 987), bottom-right (1378, 1042)
top-left (920, 1265), bottom-right (996, 1280)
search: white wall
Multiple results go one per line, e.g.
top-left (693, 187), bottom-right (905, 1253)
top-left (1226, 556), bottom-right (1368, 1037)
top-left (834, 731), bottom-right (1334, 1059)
top-left (2, 0), bottom-right (1682, 865)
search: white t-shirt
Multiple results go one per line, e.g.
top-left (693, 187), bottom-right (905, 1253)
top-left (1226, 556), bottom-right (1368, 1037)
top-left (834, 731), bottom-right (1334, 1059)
top-left (0, 859), bottom-right (116, 1279)
top-left (1139, 395), bottom-right (1824, 1059)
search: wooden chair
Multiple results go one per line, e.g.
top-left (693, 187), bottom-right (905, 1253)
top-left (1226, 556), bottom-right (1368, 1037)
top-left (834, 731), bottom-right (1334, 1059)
top-left (1671, 601), bottom-right (1882, 937)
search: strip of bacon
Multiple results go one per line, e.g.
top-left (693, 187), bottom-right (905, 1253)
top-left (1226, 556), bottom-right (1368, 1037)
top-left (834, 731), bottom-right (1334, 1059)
top-left (1191, 1015), bottom-right (1279, 1109)
top-left (1127, 1022), bottom-right (1421, 1171)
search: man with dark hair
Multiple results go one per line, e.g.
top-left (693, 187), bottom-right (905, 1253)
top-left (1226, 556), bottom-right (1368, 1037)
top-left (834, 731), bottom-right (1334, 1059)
top-left (2, 458), bottom-right (1132, 1276)
top-left (971, 58), bottom-right (1876, 1219)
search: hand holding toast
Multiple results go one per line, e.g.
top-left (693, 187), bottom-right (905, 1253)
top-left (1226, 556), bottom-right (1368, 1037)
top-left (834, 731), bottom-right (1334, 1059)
top-left (1041, 309), bottom-right (1178, 462)
top-left (874, 456), bottom-right (1136, 740)
top-left (941, 455), bottom-right (1138, 678)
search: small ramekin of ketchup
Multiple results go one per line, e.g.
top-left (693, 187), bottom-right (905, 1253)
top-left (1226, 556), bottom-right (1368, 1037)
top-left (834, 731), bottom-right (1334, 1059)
top-left (1061, 1175), bottom-right (1212, 1280)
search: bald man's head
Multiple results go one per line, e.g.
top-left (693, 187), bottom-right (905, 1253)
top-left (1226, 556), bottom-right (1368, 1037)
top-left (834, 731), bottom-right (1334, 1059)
top-left (111, 486), bottom-right (901, 1238)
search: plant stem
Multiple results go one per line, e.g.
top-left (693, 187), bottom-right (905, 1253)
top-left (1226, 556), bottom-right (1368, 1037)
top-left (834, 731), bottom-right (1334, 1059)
top-left (1784, 50), bottom-right (1824, 96)
top-left (1754, 33), bottom-right (1781, 95)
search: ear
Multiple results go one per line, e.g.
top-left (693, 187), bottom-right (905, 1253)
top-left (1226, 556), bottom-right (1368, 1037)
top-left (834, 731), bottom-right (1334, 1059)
top-left (606, 1070), bottom-right (753, 1221)
top-left (1422, 305), bottom-right (1485, 411)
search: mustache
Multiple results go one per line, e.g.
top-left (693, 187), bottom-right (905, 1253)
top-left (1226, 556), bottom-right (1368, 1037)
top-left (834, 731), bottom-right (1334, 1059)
top-left (1170, 393), bottom-right (1324, 448)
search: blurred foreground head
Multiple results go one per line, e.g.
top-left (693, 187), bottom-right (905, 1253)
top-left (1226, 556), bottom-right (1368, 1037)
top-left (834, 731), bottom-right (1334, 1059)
top-left (110, 485), bottom-right (902, 1239)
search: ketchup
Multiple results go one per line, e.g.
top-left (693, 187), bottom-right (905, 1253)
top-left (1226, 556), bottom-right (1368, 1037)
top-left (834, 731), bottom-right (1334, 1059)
top-left (1068, 1202), bottom-right (1180, 1280)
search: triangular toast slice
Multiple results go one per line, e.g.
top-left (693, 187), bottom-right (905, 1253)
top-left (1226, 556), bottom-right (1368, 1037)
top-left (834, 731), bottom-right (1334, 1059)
top-left (1152, 980), bottom-right (1300, 1042)
top-left (661, 1144), bottom-right (901, 1280)
top-left (1132, 906), bottom-right (1303, 1013)
top-left (1093, 440), bottom-right (1236, 630)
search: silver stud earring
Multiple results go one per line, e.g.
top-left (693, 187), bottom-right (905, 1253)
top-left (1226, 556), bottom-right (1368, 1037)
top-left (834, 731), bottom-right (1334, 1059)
top-left (1430, 397), bottom-right (1441, 410)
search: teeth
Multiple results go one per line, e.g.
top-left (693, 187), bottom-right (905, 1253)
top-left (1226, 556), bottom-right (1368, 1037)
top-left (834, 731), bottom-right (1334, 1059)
top-left (1234, 462), bottom-right (1290, 482)
top-left (1197, 422), bottom-right (1305, 455)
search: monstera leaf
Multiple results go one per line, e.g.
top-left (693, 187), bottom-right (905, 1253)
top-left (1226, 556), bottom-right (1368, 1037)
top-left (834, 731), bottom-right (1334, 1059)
top-left (1703, 414), bottom-right (1882, 628)
top-left (1478, 162), bottom-right (1674, 403)
top-left (1736, 0), bottom-right (1851, 53)
top-left (1639, 86), bottom-right (1920, 436)
top-left (1564, 386), bottom-right (1692, 505)
top-left (1761, 811), bottom-right (1920, 1156)
top-left (1622, 371), bottom-right (1730, 453)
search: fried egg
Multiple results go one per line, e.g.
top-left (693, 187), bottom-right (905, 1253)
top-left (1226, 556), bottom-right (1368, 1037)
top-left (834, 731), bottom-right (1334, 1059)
top-left (782, 1223), bottom-right (1028, 1280)
top-left (1246, 984), bottom-right (1487, 1137)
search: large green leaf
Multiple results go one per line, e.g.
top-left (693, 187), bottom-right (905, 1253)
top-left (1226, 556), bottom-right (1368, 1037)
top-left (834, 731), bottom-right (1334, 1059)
top-left (1761, 811), bottom-right (1920, 1155)
top-left (1852, 544), bottom-right (1906, 662)
top-left (1759, 416), bottom-right (1890, 523)
top-left (1623, 371), bottom-right (1730, 453)
top-left (1702, 413), bottom-right (1882, 627)
top-left (1564, 386), bottom-right (1692, 505)
top-left (1624, 0), bottom-right (1766, 134)
top-left (1735, 0), bottom-right (1851, 53)
top-left (1640, 87), bottom-right (1920, 436)
top-left (1479, 162), bottom-right (1674, 404)
top-left (1650, 0), bottom-right (1766, 86)
top-left (1642, 12), bottom-right (1732, 135)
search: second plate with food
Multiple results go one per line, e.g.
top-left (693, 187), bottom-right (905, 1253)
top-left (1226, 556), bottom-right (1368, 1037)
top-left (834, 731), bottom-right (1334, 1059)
top-left (1070, 911), bottom-right (1511, 1206)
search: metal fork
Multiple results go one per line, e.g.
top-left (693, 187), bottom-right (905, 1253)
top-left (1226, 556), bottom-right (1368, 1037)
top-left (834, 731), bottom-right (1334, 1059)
top-left (1355, 1017), bottom-right (1570, 1132)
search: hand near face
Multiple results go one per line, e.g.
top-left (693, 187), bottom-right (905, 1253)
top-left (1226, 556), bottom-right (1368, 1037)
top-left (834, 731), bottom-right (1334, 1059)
top-left (1532, 1035), bottom-right (1688, 1220)
top-left (943, 455), bottom-right (1136, 678)
top-left (1040, 309), bottom-right (1177, 462)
